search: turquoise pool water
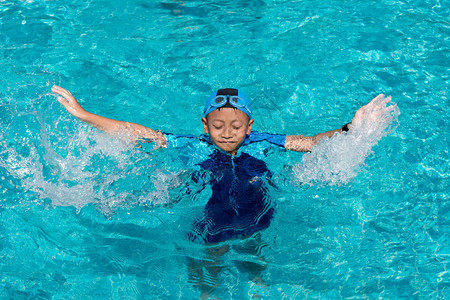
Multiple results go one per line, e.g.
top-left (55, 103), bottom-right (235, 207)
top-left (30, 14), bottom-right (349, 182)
top-left (0, 0), bottom-right (448, 298)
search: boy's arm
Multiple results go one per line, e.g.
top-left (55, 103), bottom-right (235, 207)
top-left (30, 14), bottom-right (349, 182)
top-left (52, 85), bottom-right (166, 146)
top-left (285, 94), bottom-right (391, 152)
top-left (285, 128), bottom-right (346, 152)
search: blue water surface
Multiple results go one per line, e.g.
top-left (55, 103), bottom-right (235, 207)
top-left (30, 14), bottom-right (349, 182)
top-left (0, 0), bottom-right (448, 299)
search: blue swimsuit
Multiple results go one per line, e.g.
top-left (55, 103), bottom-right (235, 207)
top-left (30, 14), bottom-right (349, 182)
top-left (163, 131), bottom-right (286, 243)
top-left (190, 149), bottom-right (274, 243)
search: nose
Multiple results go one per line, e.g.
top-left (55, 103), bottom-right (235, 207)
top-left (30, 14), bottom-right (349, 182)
top-left (221, 126), bottom-right (233, 139)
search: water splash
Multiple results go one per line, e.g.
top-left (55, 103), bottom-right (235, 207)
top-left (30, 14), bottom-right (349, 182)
top-left (0, 91), bottom-right (186, 214)
top-left (292, 99), bottom-right (400, 186)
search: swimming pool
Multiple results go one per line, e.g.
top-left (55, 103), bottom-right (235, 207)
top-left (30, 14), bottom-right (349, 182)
top-left (0, 0), bottom-right (448, 298)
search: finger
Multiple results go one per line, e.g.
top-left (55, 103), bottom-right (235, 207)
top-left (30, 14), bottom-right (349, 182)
top-left (371, 94), bottom-right (385, 103)
top-left (374, 96), bottom-right (391, 111)
top-left (382, 103), bottom-right (395, 114)
top-left (368, 94), bottom-right (386, 107)
top-left (53, 88), bottom-right (75, 102)
top-left (375, 93), bottom-right (386, 100)
top-left (51, 85), bottom-right (66, 96)
top-left (57, 97), bottom-right (72, 109)
top-left (370, 103), bottom-right (395, 121)
top-left (53, 90), bottom-right (70, 103)
top-left (53, 87), bottom-right (71, 97)
top-left (57, 96), bottom-right (67, 104)
top-left (52, 85), bottom-right (73, 97)
top-left (51, 85), bottom-right (65, 93)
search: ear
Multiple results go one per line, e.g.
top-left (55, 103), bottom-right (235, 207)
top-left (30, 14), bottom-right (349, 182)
top-left (201, 117), bottom-right (209, 134)
top-left (246, 119), bottom-right (254, 135)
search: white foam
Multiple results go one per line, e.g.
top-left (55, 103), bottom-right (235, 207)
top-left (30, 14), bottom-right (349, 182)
top-left (292, 100), bottom-right (400, 186)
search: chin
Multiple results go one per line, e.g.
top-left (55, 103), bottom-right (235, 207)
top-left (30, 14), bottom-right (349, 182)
top-left (219, 144), bottom-right (239, 153)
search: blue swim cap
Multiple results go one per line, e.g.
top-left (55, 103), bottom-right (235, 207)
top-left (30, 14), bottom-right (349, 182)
top-left (203, 88), bottom-right (252, 119)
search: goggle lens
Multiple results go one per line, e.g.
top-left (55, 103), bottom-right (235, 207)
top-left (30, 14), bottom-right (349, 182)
top-left (214, 96), bottom-right (226, 105)
top-left (230, 97), bottom-right (240, 105)
top-left (212, 96), bottom-right (244, 107)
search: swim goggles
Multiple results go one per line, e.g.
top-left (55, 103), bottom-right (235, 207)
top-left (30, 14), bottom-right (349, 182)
top-left (203, 89), bottom-right (252, 118)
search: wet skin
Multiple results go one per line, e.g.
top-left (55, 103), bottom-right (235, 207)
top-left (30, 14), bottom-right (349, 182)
top-left (201, 107), bottom-right (254, 156)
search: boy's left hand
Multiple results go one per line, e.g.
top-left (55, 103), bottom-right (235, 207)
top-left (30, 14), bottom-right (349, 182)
top-left (350, 94), bottom-right (392, 128)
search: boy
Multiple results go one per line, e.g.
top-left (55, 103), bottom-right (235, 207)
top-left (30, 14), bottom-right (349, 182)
top-left (51, 85), bottom-right (391, 242)
top-left (51, 85), bottom-right (391, 296)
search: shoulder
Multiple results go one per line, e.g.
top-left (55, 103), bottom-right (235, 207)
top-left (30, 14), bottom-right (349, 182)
top-left (162, 132), bottom-right (206, 148)
top-left (245, 131), bottom-right (286, 147)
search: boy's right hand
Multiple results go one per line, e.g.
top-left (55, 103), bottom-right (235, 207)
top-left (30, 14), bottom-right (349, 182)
top-left (51, 85), bottom-right (88, 120)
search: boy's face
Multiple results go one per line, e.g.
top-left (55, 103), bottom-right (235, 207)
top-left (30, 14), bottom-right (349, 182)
top-left (202, 107), bottom-right (254, 156)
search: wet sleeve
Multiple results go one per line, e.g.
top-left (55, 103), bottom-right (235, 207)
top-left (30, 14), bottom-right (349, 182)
top-left (191, 170), bottom-right (208, 187)
top-left (162, 132), bottom-right (199, 148)
top-left (246, 131), bottom-right (286, 147)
